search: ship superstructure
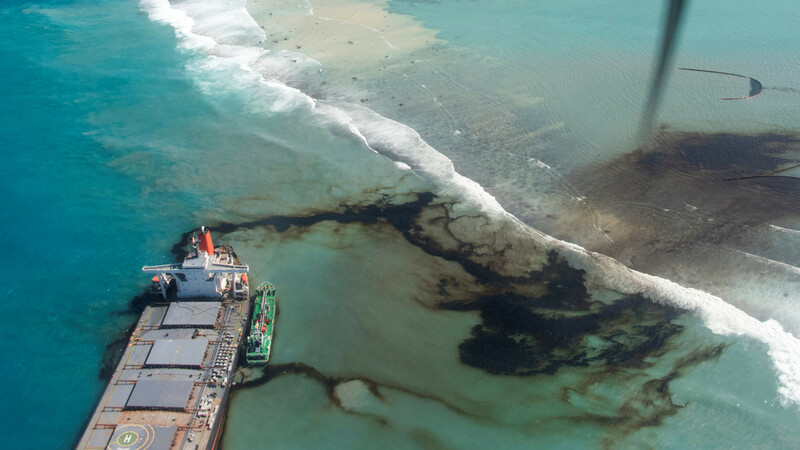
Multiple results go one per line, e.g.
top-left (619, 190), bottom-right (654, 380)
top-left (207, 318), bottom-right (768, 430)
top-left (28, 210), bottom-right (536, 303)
top-left (78, 227), bottom-right (250, 450)
top-left (144, 227), bottom-right (249, 299)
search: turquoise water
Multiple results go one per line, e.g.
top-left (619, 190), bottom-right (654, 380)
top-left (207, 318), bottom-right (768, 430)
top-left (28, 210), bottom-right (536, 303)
top-left (0, 2), bottom-right (210, 447)
top-left (3, 0), bottom-right (800, 448)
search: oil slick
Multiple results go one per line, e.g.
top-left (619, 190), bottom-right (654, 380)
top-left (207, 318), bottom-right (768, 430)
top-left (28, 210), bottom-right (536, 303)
top-left (214, 192), bottom-right (737, 445)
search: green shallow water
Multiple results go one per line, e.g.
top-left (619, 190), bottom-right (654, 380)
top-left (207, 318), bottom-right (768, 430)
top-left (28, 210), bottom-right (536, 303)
top-left (220, 214), bottom-right (800, 448)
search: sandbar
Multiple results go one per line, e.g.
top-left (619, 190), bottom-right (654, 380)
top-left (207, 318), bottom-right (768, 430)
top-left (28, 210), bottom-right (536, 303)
top-left (246, 0), bottom-right (442, 67)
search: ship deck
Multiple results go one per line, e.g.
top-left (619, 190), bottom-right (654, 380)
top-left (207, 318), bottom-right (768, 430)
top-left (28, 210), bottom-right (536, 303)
top-left (77, 293), bottom-right (249, 450)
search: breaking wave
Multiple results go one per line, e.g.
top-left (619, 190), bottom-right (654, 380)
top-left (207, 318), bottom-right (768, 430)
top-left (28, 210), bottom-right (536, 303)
top-left (139, 0), bottom-right (800, 407)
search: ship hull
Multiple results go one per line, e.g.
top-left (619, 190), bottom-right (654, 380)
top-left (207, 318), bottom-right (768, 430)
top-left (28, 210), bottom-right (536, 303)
top-left (78, 236), bottom-right (249, 450)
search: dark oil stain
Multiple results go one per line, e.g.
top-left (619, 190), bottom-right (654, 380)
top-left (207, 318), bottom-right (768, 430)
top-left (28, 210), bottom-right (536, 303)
top-left (443, 287), bottom-right (682, 376)
top-left (208, 191), bottom-right (717, 438)
top-left (230, 361), bottom-right (484, 427)
top-left (567, 129), bottom-right (800, 262)
top-left (207, 192), bottom-right (491, 276)
top-left (98, 292), bottom-right (162, 380)
top-left (99, 332), bottom-right (132, 380)
top-left (572, 343), bottom-right (728, 448)
top-left (99, 246), bottom-right (190, 379)
top-left (233, 362), bottom-right (386, 423)
top-left (407, 428), bottom-right (450, 450)
top-left (209, 193), bottom-right (578, 289)
top-left (99, 233), bottom-right (199, 380)
top-left (638, 130), bottom-right (800, 174)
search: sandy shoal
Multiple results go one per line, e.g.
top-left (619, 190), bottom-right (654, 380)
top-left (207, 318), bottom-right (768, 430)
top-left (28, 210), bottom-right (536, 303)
top-left (246, 0), bottom-right (442, 67)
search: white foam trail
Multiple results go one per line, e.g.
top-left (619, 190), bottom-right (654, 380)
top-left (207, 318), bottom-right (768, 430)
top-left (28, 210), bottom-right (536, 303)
top-left (528, 158), bottom-right (551, 170)
top-left (139, 0), bottom-right (800, 408)
top-left (733, 249), bottom-right (800, 277)
top-left (770, 224), bottom-right (800, 236)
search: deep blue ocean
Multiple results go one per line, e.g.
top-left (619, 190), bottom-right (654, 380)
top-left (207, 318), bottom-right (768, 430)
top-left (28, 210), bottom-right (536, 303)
top-left (0, 1), bottom-right (207, 446)
top-left (3, 0), bottom-right (800, 448)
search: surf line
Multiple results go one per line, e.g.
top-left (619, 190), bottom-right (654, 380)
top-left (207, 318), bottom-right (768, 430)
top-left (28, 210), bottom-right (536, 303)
top-left (678, 67), bottom-right (763, 100)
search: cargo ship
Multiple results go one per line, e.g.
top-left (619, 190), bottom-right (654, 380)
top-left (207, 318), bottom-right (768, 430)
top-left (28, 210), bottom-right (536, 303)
top-left (77, 227), bottom-right (250, 450)
top-left (246, 282), bottom-right (277, 365)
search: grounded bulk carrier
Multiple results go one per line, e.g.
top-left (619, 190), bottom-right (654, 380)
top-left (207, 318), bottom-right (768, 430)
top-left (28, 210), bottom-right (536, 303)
top-left (78, 227), bottom-right (250, 450)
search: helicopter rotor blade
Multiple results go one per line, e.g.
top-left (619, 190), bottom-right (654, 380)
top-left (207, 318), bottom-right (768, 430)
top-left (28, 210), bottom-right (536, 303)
top-left (640, 0), bottom-right (688, 137)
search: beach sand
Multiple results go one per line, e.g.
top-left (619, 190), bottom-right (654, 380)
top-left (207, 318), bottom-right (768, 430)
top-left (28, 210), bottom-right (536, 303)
top-left (248, 0), bottom-right (442, 67)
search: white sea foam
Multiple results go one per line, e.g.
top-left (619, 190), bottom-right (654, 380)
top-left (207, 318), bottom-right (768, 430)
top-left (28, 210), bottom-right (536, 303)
top-left (542, 234), bottom-right (800, 406)
top-left (139, 0), bottom-right (800, 408)
top-left (733, 249), bottom-right (800, 277)
top-left (528, 158), bottom-right (552, 170)
top-left (770, 224), bottom-right (800, 236)
top-left (322, 100), bottom-right (507, 216)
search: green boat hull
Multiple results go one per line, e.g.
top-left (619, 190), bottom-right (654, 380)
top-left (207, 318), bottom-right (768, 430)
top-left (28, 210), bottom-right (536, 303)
top-left (246, 281), bottom-right (276, 365)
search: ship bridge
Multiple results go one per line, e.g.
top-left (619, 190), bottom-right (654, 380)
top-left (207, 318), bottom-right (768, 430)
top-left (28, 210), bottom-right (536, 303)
top-left (143, 227), bottom-right (249, 299)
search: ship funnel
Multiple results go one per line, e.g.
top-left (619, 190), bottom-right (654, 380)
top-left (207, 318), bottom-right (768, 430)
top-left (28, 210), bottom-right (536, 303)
top-left (198, 226), bottom-right (215, 256)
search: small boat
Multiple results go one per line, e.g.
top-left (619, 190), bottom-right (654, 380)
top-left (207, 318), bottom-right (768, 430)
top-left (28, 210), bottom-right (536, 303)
top-left (246, 281), bottom-right (277, 365)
